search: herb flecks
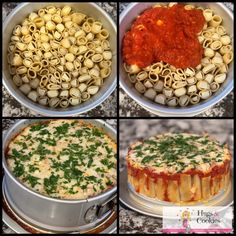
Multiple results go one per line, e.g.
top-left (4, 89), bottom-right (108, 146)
top-left (7, 120), bottom-right (117, 199)
top-left (44, 174), bottom-right (59, 194)
top-left (11, 148), bottom-right (31, 161)
top-left (34, 143), bottom-right (51, 160)
top-left (13, 161), bottom-right (25, 177)
top-left (92, 128), bottom-right (104, 137)
top-left (101, 158), bottom-right (115, 169)
top-left (29, 164), bottom-right (40, 173)
top-left (24, 175), bottom-right (40, 188)
top-left (141, 155), bottom-right (156, 164)
top-left (132, 133), bottom-right (224, 172)
top-left (54, 123), bottom-right (70, 135)
top-left (30, 123), bottom-right (48, 131)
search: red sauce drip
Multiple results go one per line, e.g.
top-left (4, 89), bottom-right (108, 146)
top-left (122, 4), bottom-right (205, 69)
top-left (145, 173), bottom-right (150, 190)
top-left (128, 160), bottom-right (229, 179)
top-left (144, 168), bottom-right (181, 182)
top-left (210, 176), bottom-right (214, 189)
top-left (163, 178), bottom-right (169, 201)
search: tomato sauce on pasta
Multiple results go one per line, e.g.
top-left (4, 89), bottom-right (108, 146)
top-left (122, 4), bottom-right (205, 69)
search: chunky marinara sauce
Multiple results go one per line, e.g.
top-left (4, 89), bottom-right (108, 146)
top-left (122, 4), bottom-right (205, 69)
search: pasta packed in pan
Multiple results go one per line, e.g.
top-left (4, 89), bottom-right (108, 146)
top-left (122, 3), bottom-right (233, 107)
top-left (8, 5), bottom-right (112, 108)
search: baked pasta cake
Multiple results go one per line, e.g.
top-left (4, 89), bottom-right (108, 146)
top-left (6, 120), bottom-right (116, 199)
top-left (127, 133), bottom-right (231, 203)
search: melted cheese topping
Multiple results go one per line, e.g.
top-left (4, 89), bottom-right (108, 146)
top-left (7, 120), bottom-right (117, 199)
top-left (127, 133), bottom-right (230, 174)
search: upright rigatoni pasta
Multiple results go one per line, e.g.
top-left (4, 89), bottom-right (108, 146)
top-left (8, 5), bottom-right (113, 108)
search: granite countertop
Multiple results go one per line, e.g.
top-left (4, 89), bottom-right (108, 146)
top-left (2, 119), bottom-right (117, 234)
top-left (2, 2), bottom-right (117, 117)
top-left (119, 2), bottom-right (234, 117)
top-left (119, 119), bottom-right (233, 234)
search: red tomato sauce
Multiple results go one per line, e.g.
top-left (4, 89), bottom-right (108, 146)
top-left (127, 159), bottom-right (229, 202)
top-left (122, 4), bottom-right (205, 69)
top-left (128, 160), bottom-right (229, 181)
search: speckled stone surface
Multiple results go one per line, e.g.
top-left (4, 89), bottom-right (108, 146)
top-left (2, 118), bottom-right (117, 234)
top-left (119, 119), bottom-right (233, 234)
top-left (2, 2), bottom-right (117, 117)
top-left (119, 2), bottom-right (234, 117)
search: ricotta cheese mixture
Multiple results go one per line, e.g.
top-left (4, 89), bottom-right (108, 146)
top-left (128, 133), bottom-right (229, 174)
top-left (6, 120), bottom-right (117, 199)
